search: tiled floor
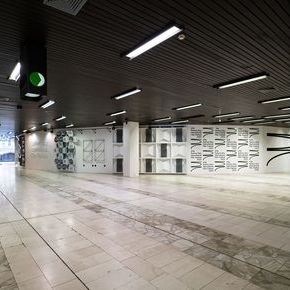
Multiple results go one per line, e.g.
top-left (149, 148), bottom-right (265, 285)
top-left (0, 165), bottom-right (290, 289)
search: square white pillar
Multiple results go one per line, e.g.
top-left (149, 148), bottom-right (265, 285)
top-left (123, 121), bottom-right (139, 177)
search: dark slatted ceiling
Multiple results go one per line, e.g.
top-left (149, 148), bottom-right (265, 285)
top-left (0, 0), bottom-right (289, 133)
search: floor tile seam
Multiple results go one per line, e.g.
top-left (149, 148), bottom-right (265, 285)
top-left (0, 188), bottom-right (89, 290)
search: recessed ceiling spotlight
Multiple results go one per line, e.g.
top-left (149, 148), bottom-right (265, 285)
top-left (171, 120), bottom-right (189, 124)
top-left (9, 62), bottom-right (21, 81)
top-left (264, 114), bottom-right (290, 119)
top-left (104, 121), bottom-right (116, 126)
top-left (40, 100), bottom-right (55, 109)
top-left (242, 118), bottom-right (265, 123)
top-left (124, 23), bottom-right (184, 60)
top-left (213, 73), bottom-right (269, 89)
top-left (55, 116), bottom-right (66, 121)
top-left (108, 110), bottom-right (127, 117)
top-left (173, 103), bottom-right (202, 111)
top-left (258, 96), bottom-right (290, 104)
top-left (213, 112), bottom-right (240, 118)
top-left (153, 116), bottom-right (172, 122)
top-left (279, 107), bottom-right (290, 111)
top-left (65, 124), bottom-right (74, 128)
top-left (41, 122), bottom-right (49, 126)
top-left (30, 126), bottom-right (36, 130)
top-left (113, 88), bottom-right (142, 100)
top-left (230, 116), bottom-right (254, 121)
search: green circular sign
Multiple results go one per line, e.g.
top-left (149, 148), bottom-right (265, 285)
top-left (29, 72), bottom-right (45, 87)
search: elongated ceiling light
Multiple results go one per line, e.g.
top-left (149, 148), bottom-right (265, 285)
top-left (23, 130), bottom-right (27, 133)
top-left (41, 122), bottom-right (49, 126)
top-left (104, 121), bottom-right (116, 126)
top-left (173, 103), bottom-right (202, 111)
top-left (66, 124), bottom-right (74, 128)
top-left (40, 100), bottom-right (55, 109)
top-left (125, 24), bottom-right (183, 60)
top-left (25, 93), bottom-right (40, 98)
top-left (279, 107), bottom-right (290, 111)
top-left (171, 120), bottom-right (189, 124)
top-left (214, 73), bottom-right (268, 89)
top-left (275, 118), bottom-right (290, 122)
top-left (30, 126), bottom-right (36, 130)
top-left (230, 116), bottom-right (254, 121)
top-left (258, 96), bottom-right (290, 104)
top-left (254, 121), bottom-right (275, 125)
top-left (9, 62), bottom-right (21, 81)
top-left (113, 88), bottom-right (142, 100)
top-left (213, 112), bottom-right (240, 118)
top-left (55, 116), bottom-right (66, 121)
top-left (153, 116), bottom-right (171, 122)
top-left (108, 110), bottom-right (126, 117)
top-left (242, 118), bottom-right (265, 123)
top-left (264, 114), bottom-right (290, 119)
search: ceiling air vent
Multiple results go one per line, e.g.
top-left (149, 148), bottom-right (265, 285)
top-left (43, 0), bottom-right (88, 15)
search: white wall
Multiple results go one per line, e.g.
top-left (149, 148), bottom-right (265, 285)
top-left (187, 125), bottom-right (290, 174)
top-left (25, 131), bottom-right (57, 171)
top-left (25, 128), bottom-right (114, 173)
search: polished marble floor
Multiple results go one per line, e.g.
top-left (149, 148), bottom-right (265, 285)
top-left (0, 165), bottom-right (290, 289)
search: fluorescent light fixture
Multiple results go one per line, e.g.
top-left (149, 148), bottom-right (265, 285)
top-left (258, 96), bottom-right (290, 104)
top-left (25, 93), bottom-right (40, 98)
top-left (171, 120), bottom-right (189, 124)
top-left (108, 110), bottom-right (127, 116)
top-left (125, 24), bottom-right (183, 59)
top-left (40, 100), bottom-right (55, 109)
top-left (254, 121), bottom-right (275, 125)
top-left (55, 116), bottom-right (66, 121)
top-left (113, 88), bottom-right (142, 100)
top-left (41, 122), bottom-right (49, 126)
top-left (153, 116), bottom-right (172, 122)
top-left (230, 116), bottom-right (254, 121)
top-left (104, 121), bottom-right (116, 126)
top-left (30, 126), bottom-right (36, 130)
top-left (264, 114), bottom-right (290, 119)
top-left (275, 118), bottom-right (290, 122)
top-left (173, 103), bottom-right (202, 111)
top-left (242, 118), bottom-right (265, 123)
top-left (9, 62), bottom-right (21, 81)
top-left (279, 107), bottom-right (290, 111)
top-left (22, 130), bottom-right (27, 133)
top-left (214, 73), bottom-right (268, 89)
top-left (284, 121), bottom-right (290, 124)
top-left (65, 124), bottom-right (74, 128)
top-left (213, 112), bottom-right (240, 118)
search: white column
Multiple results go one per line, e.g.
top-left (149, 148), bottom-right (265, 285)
top-left (123, 121), bottom-right (139, 177)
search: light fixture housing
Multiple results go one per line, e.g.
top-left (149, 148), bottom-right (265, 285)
top-left (55, 116), bottom-right (66, 121)
top-left (107, 110), bottom-right (127, 117)
top-left (274, 118), bottom-right (290, 122)
top-left (65, 124), bottom-right (74, 128)
top-left (152, 116), bottom-right (172, 122)
top-left (124, 23), bottom-right (184, 60)
top-left (279, 107), bottom-right (290, 111)
top-left (213, 112), bottom-right (240, 118)
top-left (41, 122), bottom-right (49, 126)
top-left (9, 62), bottom-right (21, 81)
top-left (258, 96), bottom-right (290, 104)
top-left (213, 73), bottom-right (269, 89)
top-left (104, 121), bottom-right (116, 126)
top-left (112, 88), bottom-right (142, 100)
top-left (171, 120), bottom-right (189, 124)
top-left (229, 116), bottom-right (254, 121)
top-left (40, 100), bottom-right (55, 109)
top-left (264, 114), bottom-right (290, 119)
top-left (173, 103), bottom-right (202, 111)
